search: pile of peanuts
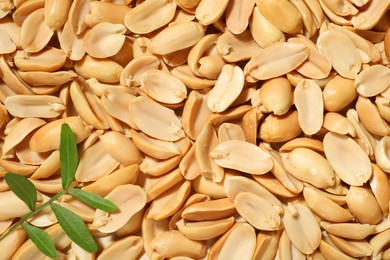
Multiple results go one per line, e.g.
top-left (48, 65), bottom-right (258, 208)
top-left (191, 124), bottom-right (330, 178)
top-left (0, 0), bottom-right (390, 259)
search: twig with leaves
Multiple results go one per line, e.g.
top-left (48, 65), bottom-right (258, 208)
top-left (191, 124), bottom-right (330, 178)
top-left (0, 123), bottom-right (118, 258)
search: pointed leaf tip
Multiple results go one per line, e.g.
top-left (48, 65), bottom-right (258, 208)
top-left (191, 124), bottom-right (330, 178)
top-left (4, 172), bottom-right (37, 211)
top-left (69, 188), bottom-right (118, 212)
top-left (22, 223), bottom-right (57, 258)
top-left (50, 203), bottom-right (98, 253)
top-left (60, 123), bottom-right (78, 190)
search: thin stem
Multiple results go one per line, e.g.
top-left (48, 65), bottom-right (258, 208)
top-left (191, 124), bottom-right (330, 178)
top-left (0, 190), bottom-right (67, 241)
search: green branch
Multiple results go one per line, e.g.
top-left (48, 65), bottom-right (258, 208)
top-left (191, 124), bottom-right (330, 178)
top-left (0, 190), bottom-right (66, 242)
top-left (0, 124), bottom-right (118, 258)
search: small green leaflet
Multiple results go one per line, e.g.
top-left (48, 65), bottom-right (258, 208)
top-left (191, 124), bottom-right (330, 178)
top-left (22, 223), bottom-right (57, 258)
top-left (68, 188), bottom-right (118, 212)
top-left (50, 203), bottom-right (98, 253)
top-left (4, 172), bottom-right (37, 211)
top-left (60, 123), bottom-right (78, 190)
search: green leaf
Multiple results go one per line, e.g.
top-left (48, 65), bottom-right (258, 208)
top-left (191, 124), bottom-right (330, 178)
top-left (50, 204), bottom-right (98, 253)
top-left (22, 223), bottom-right (57, 258)
top-left (4, 172), bottom-right (37, 211)
top-left (68, 188), bottom-right (118, 212)
top-left (60, 123), bottom-right (78, 190)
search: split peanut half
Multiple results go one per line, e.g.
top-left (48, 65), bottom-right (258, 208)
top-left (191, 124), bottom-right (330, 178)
top-left (149, 21), bottom-right (204, 55)
top-left (244, 42), bottom-right (309, 81)
top-left (327, 233), bottom-right (373, 258)
top-left (93, 184), bottom-right (147, 233)
top-left (195, 0), bottom-right (229, 26)
top-left (182, 90), bottom-right (212, 140)
top-left (346, 185), bottom-right (383, 225)
top-left (83, 22), bottom-right (126, 59)
top-left (69, 80), bottom-right (110, 130)
top-left (100, 87), bottom-right (138, 129)
top-left (124, 0), bottom-right (177, 34)
top-left (282, 147), bottom-right (335, 188)
top-left (75, 140), bottom-right (119, 182)
top-left (216, 29), bottom-right (263, 62)
top-left (176, 217), bottom-right (234, 240)
top-left (218, 123), bottom-right (246, 143)
top-left (225, 176), bottom-right (282, 208)
top-left (57, 20), bottom-right (85, 61)
top-left (355, 95), bottom-right (389, 137)
top-left (283, 203), bottom-right (321, 254)
top-left (323, 112), bottom-right (356, 136)
top-left (99, 131), bottom-right (144, 166)
top-left (210, 140), bottom-right (273, 175)
top-left (129, 96), bottom-right (185, 142)
top-left (2, 117), bottom-right (45, 158)
top-left (235, 192), bottom-right (281, 231)
top-left (13, 47), bottom-right (66, 72)
top-left (226, 0), bottom-right (255, 34)
top-left (74, 55), bottom-right (123, 83)
top-left (259, 77), bottom-right (293, 116)
top-left (259, 110), bottom-right (302, 143)
top-left (141, 69), bottom-right (187, 105)
top-left (294, 79), bottom-right (324, 135)
top-left (255, 0), bottom-right (303, 34)
top-left (0, 228), bottom-right (26, 259)
top-left (130, 129), bottom-right (179, 160)
top-left (0, 190), bottom-right (33, 220)
top-left (321, 221), bottom-right (375, 240)
top-left (85, 2), bottom-right (130, 29)
top-left (194, 122), bottom-right (224, 182)
top-left (43, 0), bottom-right (72, 31)
top-left (261, 144), bottom-right (304, 194)
top-left (29, 117), bottom-right (92, 152)
top-left (323, 75), bottom-right (357, 112)
top-left (97, 236), bottom-right (143, 260)
top-left (147, 180), bottom-right (191, 221)
top-left (150, 230), bottom-right (207, 259)
top-left (217, 223), bottom-right (257, 260)
top-left (303, 186), bottom-right (353, 222)
top-left (0, 28), bottom-right (16, 54)
top-left (317, 30), bottom-right (361, 79)
top-left (4, 95), bottom-right (65, 118)
top-left (250, 6), bottom-right (285, 49)
top-left (181, 198), bottom-right (235, 221)
top-left (143, 168), bottom-right (183, 202)
top-left (288, 35), bottom-right (331, 79)
top-left (68, 0), bottom-right (91, 35)
top-left (324, 132), bottom-right (372, 186)
top-left (20, 8), bottom-right (54, 53)
top-left (207, 64), bottom-right (244, 113)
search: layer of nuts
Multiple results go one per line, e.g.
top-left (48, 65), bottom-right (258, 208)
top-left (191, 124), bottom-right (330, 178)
top-left (0, 0), bottom-right (390, 259)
